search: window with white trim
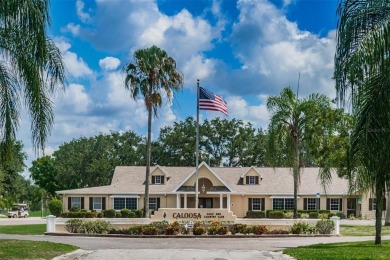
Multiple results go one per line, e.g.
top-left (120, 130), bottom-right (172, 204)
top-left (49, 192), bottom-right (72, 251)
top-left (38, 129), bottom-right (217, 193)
top-left (113, 198), bottom-right (137, 210)
top-left (248, 176), bottom-right (256, 185)
top-left (155, 175), bottom-right (162, 184)
top-left (93, 197), bottom-right (102, 210)
top-left (330, 198), bottom-right (340, 211)
top-left (307, 198), bottom-right (317, 210)
top-left (252, 198), bottom-right (261, 211)
top-left (71, 197), bottom-right (81, 208)
top-left (272, 198), bottom-right (295, 210)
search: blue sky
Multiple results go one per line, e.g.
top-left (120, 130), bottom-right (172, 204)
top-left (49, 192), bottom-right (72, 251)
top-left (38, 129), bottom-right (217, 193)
top-left (18, 0), bottom-right (340, 173)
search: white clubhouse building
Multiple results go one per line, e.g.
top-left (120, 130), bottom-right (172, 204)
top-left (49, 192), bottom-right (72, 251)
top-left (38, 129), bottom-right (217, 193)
top-left (57, 162), bottom-right (382, 219)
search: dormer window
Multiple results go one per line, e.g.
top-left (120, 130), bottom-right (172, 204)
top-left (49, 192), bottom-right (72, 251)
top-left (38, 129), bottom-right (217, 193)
top-left (246, 176), bottom-right (259, 185)
top-left (152, 175), bottom-right (164, 184)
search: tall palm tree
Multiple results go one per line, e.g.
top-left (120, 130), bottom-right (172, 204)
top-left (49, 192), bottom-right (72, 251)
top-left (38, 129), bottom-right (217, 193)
top-left (333, 0), bottom-right (390, 244)
top-left (124, 45), bottom-right (183, 217)
top-left (267, 87), bottom-right (331, 219)
top-left (0, 0), bottom-right (65, 157)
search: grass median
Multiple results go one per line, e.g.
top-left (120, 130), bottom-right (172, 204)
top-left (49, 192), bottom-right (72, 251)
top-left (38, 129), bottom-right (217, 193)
top-left (341, 225), bottom-right (390, 236)
top-left (284, 240), bottom-right (390, 260)
top-left (0, 240), bottom-right (78, 260)
top-left (0, 224), bottom-right (46, 235)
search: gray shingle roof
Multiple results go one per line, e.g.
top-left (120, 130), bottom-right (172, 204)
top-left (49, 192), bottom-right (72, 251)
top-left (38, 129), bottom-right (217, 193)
top-left (57, 164), bottom-right (349, 196)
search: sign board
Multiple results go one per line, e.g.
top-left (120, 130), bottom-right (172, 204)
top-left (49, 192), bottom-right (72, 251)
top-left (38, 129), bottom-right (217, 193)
top-left (151, 208), bottom-right (237, 222)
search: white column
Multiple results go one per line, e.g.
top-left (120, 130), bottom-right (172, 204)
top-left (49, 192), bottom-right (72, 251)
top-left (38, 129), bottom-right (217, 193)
top-left (227, 193), bottom-right (231, 211)
top-left (176, 194), bottom-right (181, 209)
top-left (330, 216), bottom-right (340, 235)
top-left (46, 215), bottom-right (56, 233)
top-left (220, 194), bottom-right (223, 209)
top-left (184, 194), bottom-right (187, 209)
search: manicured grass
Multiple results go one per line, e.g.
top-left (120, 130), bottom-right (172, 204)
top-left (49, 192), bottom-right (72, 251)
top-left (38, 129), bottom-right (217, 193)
top-left (0, 239), bottom-right (78, 260)
top-left (284, 240), bottom-right (390, 260)
top-left (341, 225), bottom-right (390, 236)
top-left (29, 210), bottom-right (52, 217)
top-left (0, 224), bottom-right (46, 235)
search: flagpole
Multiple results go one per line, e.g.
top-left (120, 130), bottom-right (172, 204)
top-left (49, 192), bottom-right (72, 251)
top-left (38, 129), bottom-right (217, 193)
top-left (195, 79), bottom-right (200, 209)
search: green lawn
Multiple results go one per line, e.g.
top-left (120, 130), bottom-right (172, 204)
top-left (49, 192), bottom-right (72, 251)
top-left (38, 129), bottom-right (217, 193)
top-left (0, 240), bottom-right (78, 260)
top-left (284, 240), bottom-right (390, 260)
top-left (341, 225), bottom-right (390, 236)
top-left (0, 224), bottom-right (46, 235)
top-left (29, 210), bottom-right (52, 217)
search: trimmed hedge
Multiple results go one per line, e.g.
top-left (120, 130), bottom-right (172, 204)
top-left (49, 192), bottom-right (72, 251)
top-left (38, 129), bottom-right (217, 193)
top-left (246, 211), bottom-right (266, 218)
top-left (48, 199), bottom-right (63, 217)
top-left (268, 210), bottom-right (284, 219)
top-left (61, 211), bottom-right (97, 218)
top-left (103, 209), bottom-right (116, 218)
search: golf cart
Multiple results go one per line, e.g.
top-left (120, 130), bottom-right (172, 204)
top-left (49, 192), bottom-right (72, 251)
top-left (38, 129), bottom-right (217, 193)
top-left (8, 203), bottom-right (29, 218)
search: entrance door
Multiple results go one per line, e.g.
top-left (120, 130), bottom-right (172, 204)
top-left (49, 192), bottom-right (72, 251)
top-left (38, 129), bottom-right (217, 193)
top-left (347, 198), bottom-right (357, 218)
top-left (199, 198), bottom-right (213, 208)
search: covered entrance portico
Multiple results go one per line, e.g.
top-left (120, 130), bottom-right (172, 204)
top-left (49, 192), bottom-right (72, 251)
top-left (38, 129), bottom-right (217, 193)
top-left (175, 177), bottom-right (232, 210)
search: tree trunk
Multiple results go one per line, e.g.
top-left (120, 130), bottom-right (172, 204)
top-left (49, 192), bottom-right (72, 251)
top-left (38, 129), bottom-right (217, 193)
top-left (385, 192), bottom-right (390, 226)
top-left (375, 181), bottom-right (383, 245)
top-left (293, 137), bottom-right (299, 219)
top-left (143, 108), bottom-right (152, 218)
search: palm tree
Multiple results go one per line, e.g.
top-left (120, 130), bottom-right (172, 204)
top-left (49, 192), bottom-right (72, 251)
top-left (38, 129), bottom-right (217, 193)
top-left (124, 45), bottom-right (183, 217)
top-left (333, 0), bottom-right (390, 244)
top-left (267, 87), bottom-right (332, 219)
top-left (0, 0), bottom-right (65, 157)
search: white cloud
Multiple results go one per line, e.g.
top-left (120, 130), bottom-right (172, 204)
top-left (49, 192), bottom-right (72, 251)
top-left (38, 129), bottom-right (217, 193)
top-left (229, 0), bottom-right (336, 97)
top-left (76, 0), bottom-right (91, 23)
top-left (99, 57), bottom-right (121, 71)
top-left (55, 38), bottom-right (93, 78)
top-left (59, 84), bottom-right (91, 113)
top-left (64, 23), bottom-right (80, 36)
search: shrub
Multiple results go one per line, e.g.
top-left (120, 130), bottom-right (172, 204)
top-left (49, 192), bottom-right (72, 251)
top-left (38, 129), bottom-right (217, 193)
top-left (80, 209), bottom-right (88, 213)
top-left (120, 209), bottom-right (131, 218)
top-left (127, 225), bottom-right (144, 235)
top-left (69, 206), bottom-right (80, 212)
top-left (81, 220), bottom-right (112, 234)
top-left (193, 226), bottom-right (206, 235)
top-left (164, 222), bottom-right (181, 235)
top-left (284, 211), bottom-right (294, 219)
top-left (319, 210), bottom-right (330, 214)
top-left (142, 226), bottom-right (158, 235)
top-left (217, 226), bottom-right (228, 235)
top-left (300, 213), bottom-right (309, 219)
top-left (268, 211), bottom-right (284, 219)
top-left (193, 221), bottom-right (202, 228)
top-left (103, 209), bottom-right (116, 218)
top-left (65, 219), bottom-right (83, 233)
top-left (246, 211), bottom-right (266, 218)
top-left (252, 225), bottom-right (267, 235)
top-left (129, 211), bottom-right (136, 218)
top-left (266, 229), bottom-right (289, 234)
top-left (328, 212), bottom-right (336, 218)
top-left (316, 219), bottom-right (335, 234)
top-left (243, 226), bottom-right (253, 235)
top-left (115, 212), bottom-right (121, 218)
top-left (134, 209), bottom-right (143, 218)
top-left (211, 219), bottom-right (220, 227)
top-left (48, 199), bottom-right (63, 217)
top-left (309, 212), bottom-right (319, 219)
top-left (151, 220), bottom-right (170, 234)
top-left (229, 224), bottom-right (247, 235)
top-left (60, 212), bottom-right (96, 218)
top-left (97, 212), bottom-right (103, 218)
top-left (336, 212), bottom-right (346, 219)
top-left (207, 226), bottom-right (218, 235)
top-left (290, 222), bottom-right (310, 234)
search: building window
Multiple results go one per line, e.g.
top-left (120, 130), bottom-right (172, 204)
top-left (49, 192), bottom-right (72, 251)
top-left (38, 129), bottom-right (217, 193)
top-left (248, 176), bottom-right (256, 185)
top-left (93, 197), bottom-right (102, 210)
top-left (113, 198), bottom-right (137, 210)
top-left (155, 175), bottom-right (162, 184)
top-left (149, 198), bottom-right (157, 211)
top-left (272, 198), bottom-right (295, 210)
top-left (252, 198), bottom-right (261, 211)
top-left (71, 197), bottom-right (81, 208)
top-left (307, 198), bottom-right (317, 210)
top-left (330, 198), bottom-right (340, 211)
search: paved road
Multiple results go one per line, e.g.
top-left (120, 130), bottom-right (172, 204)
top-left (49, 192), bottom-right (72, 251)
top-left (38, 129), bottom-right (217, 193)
top-left (1, 234), bottom-right (390, 260)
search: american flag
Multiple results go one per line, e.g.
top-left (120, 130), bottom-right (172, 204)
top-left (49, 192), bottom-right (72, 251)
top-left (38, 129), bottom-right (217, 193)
top-left (199, 87), bottom-right (228, 115)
